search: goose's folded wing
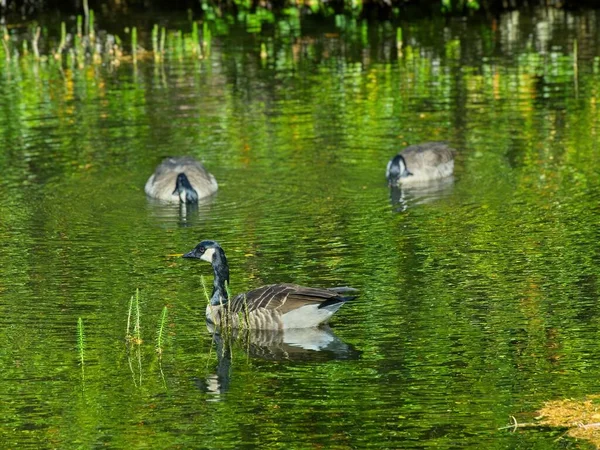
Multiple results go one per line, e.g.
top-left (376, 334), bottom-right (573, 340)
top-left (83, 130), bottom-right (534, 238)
top-left (401, 142), bottom-right (454, 166)
top-left (228, 284), bottom-right (349, 315)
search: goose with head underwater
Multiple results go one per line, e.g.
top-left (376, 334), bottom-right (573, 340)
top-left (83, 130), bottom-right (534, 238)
top-left (145, 156), bottom-right (218, 203)
top-left (183, 240), bottom-right (358, 330)
top-left (386, 142), bottom-right (455, 186)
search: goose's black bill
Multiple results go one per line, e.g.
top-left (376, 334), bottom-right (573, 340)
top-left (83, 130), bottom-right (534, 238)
top-left (183, 250), bottom-right (198, 259)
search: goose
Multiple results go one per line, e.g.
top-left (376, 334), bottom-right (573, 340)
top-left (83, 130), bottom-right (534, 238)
top-left (145, 156), bottom-right (218, 203)
top-left (386, 142), bottom-right (455, 186)
top-left (182, 240), bottom-right (357, 330)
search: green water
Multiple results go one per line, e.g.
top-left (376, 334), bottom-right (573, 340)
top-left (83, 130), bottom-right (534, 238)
top-left (1, 7), bottom-right (600, 449)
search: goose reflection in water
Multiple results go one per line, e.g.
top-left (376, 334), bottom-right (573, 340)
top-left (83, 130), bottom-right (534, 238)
top-left (195, 325), bottom-right (360, 399)
top-left (390, 176), bottom-right (455, 212)
top-left (145, 196), bottom-right (215, 228)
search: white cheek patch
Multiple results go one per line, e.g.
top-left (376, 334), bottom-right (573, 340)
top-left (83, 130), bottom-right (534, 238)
top-left (200, 247), bottom-right (215, 262)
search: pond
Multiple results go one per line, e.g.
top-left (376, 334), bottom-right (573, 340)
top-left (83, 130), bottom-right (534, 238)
top-left (1, 6), bottom-right (600, 448)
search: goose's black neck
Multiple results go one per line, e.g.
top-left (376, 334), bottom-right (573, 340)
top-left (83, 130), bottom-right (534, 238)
top-left (389, 154), bottom-right (411, 179)
top-left (174, 173), bottom-right (199, 203)
top-left (210, 247), bottom-right (230, 306)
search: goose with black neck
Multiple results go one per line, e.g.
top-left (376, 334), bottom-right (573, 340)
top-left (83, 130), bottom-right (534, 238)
top-left (182, 240), bottom-right (357, 330)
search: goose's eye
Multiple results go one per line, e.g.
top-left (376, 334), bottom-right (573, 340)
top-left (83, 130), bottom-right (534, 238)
top-left (199, 246), bottom-right (205, 254)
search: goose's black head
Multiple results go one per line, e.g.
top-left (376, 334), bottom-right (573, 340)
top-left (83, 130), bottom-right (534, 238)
top-left (183, 240), bottom-right (230, 303)
top-left (173, 173), bottom-right (199, 204)
top-left (386, 154), bottom-right (411, 187)
top-left (183, 240), bottom-right (223, 263)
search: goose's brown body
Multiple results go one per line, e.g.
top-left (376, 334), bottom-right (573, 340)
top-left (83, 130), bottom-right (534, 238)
top-left (206, 283), bottom-right (351, 330)
top-left (145, 156), bottom-right (218, 202)
top-left (387, 142), bottom-right (455, 185)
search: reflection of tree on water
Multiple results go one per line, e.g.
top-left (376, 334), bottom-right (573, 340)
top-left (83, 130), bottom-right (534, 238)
top-left (390, 176), bottom-right (455, 212)
top-left (195, 326), bottom-right (361, 398)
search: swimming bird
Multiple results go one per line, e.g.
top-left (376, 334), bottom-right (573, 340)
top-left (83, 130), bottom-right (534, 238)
top-left (145, 156), bottom-right (218, 203)
top-left (182, 240), bottom-right (357, 330)
top-left (386, 142), bottom-right (455, 186)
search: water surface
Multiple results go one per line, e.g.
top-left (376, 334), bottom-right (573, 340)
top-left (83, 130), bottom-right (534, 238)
top-left (1, 7), bottom-right (600, 448)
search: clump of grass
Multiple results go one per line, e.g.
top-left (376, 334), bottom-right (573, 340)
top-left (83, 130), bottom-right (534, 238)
top-left (503, 395), bottom-right (600, 448)
top-left (156, 306), bottom-right (168, 355)
top-left (2, 18), bottom-right (218, 69)
top-left (77, 317), bottom-right (85, 380)
top-left (126, 288), bottom-right (143, 345)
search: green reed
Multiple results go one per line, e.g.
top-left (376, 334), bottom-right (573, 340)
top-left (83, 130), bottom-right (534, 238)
top-left (1, 26), bottom-right (8, 61)
top-left (160, 26), bottom-right (166, 56)
top-left (56, 21), bottom-right (66, 58)
top-left (176, 30), bottom-right (183, 60)
top-left (156, 306), bottom-right (168, 355)
top-left (573, 38), bottom-right (578, 94)
top-left (152, 24), bottom-right (159, 60)
top-left (192, 22), bottom-right (199, 56)
top-left (126, 288), bottom-right (142, 344)
top-left (200, 275), bottom-right (210, 302)
top-left (202, 22), bottom-right (211, 57)
top-left (396, 27), bottom-right (403, 55)
top-left (31, 26), bottom-right (40, 60)
top-left (77, 317), bottom-right (85, 380)
top-left (88, 10), bottom-right (95, 40)
top-left (131, 26), bottom-right (138, 62)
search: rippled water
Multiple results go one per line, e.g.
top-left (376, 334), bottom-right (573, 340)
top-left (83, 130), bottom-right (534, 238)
top-left (1, 7), bottom-right (600, 448)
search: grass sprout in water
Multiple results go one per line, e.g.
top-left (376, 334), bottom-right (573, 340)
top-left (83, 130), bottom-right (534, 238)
top-left (156, 306), bottom-right (168, 355)
top-left (126, 289), bottom-right (142, 345)
top-left (77, 317), bottom-right (85, 381)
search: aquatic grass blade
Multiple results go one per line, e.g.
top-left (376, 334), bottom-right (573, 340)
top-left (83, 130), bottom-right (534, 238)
top-left (77, 317), bottom-right (85, 381)
top-left (156, 306), bottom-right (168, 355)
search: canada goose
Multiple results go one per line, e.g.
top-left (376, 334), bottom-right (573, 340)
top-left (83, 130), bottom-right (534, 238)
top-left (145, 156), bottom-right (218, 203)
top-left (182, 240), bottom-right (358, 330)
top-left (386, 142), bottom-right (455, 186)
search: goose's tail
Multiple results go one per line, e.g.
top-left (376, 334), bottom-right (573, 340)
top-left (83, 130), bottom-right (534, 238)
top-left (319, 286), bottom-right (359, 309)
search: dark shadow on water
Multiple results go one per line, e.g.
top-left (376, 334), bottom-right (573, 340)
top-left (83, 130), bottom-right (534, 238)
top-left (195, 325), bottom-right (361, 398)
top-left (390, 176), bottom-right (455, 212)
top-left (145, 194), bottom-right (216, 227)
